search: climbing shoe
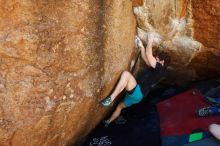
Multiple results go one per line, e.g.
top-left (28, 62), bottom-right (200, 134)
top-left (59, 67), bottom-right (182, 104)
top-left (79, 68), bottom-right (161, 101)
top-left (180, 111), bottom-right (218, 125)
top-left (196, 106), bottom-right (220, 117)
top-left (204, 96), bottom-right (220, 106)
top-left (100, 96), bottom-right (112, 107)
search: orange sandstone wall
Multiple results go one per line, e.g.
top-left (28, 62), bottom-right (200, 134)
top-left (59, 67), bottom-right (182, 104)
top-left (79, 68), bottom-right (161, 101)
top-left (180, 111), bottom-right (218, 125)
top-left (188, 0), bottom-right (220, 78)
top-left (134, 0), bottom-right (220, 83)
top-left (0, 0), bottom-right (136, 145)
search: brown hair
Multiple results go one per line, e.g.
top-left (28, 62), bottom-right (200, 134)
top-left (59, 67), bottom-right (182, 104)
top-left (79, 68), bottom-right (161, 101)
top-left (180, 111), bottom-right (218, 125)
top-left (154, 50), bottom-right (171, 67)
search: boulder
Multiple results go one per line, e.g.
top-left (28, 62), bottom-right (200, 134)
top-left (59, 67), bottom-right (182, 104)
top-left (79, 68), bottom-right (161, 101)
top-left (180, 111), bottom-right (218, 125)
top-left (133, 0), bottom-right (220, 83)
top-left (0, 0), bottom-right (136, 145)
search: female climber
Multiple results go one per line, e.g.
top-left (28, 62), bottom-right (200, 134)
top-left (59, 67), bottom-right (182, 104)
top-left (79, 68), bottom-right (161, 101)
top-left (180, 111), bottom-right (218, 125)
top-left (100, 33), bottom-right (171, 127)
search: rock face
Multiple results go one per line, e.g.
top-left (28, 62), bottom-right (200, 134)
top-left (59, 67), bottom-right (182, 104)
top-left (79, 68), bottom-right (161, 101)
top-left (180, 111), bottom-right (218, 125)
top-left (134, 0), bottom-right (220, 83)
top-left (0, 0), bottom-right (136, 146)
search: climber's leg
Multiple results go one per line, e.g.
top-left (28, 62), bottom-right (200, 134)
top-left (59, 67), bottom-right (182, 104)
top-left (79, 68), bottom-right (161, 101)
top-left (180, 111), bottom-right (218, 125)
top-left (100, 71), bottom-right (137, 107)
top-left (107, 102), bottom-right (125, 124)
top-left (103, 83), bottom-right (144, 127)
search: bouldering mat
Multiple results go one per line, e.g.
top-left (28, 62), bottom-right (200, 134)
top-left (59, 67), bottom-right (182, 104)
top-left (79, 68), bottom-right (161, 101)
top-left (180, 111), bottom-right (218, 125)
top-left (182, 137), bottom-right (220, 146)
top-left (161, 131), bottom-right (212, 146)
top-left (157, 88), bottom-right (220, 136)
top-left (83, 98), bottom-right (161, 146)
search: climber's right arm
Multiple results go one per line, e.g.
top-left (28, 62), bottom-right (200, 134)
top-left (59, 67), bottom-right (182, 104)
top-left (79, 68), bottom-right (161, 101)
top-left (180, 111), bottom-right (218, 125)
top-left (140, 46), bottom-right (150, 66)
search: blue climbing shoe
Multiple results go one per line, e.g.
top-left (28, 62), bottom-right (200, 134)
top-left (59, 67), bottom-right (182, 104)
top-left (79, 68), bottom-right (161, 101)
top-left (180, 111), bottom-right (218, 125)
top-left (196, 106), bottom-right (220, 117)
top-left (204, 96), bottom-right (220, 106)
top-left (100, 96), bottom-right (112, 107)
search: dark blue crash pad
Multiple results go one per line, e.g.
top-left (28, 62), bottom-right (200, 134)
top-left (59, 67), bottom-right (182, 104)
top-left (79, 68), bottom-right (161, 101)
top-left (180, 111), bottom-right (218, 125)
top-left (182, 137), bottom-right (220, 146)
top-left (82, 78), bottom-right (220, 146)
top-left (83, 98), bottom-right (161, 146)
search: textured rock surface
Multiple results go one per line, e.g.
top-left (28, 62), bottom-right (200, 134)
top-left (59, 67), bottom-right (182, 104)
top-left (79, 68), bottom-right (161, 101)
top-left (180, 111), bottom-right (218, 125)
top-left (132, 0), bottom-right (143, 7)
top-left (0, 0), bottom-right (136, 146)
top-left (134, 0), bottom-right (220, 83)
